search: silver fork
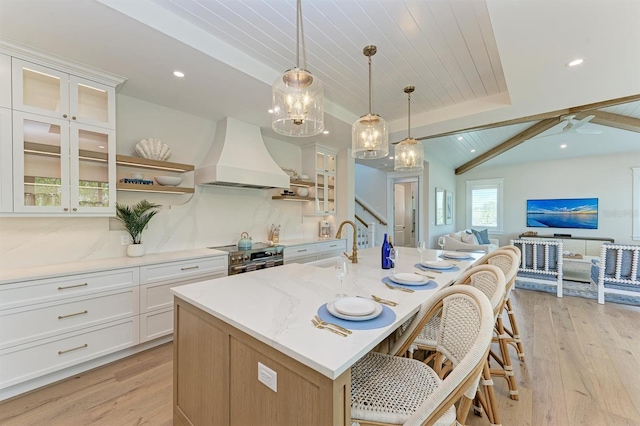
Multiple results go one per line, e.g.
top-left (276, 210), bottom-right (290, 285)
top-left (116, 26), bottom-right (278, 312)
top-left (311, 319), bottom-right (347, 337)
top-left (313, 315), bottom-right (352, 334)
top-left (384, 282), bottom-right (415, 293)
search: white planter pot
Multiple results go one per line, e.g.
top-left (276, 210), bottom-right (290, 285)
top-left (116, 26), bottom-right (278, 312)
top-left (127, 243), bottom-right (145, 257)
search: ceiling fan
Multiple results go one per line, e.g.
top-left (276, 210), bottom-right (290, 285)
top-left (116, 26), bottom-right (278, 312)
top-left (535, 114), bottom-right (603, 139)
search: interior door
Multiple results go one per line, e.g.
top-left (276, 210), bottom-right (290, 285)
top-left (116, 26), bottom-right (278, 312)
top-left (394, 184), bottom-right (405, 246)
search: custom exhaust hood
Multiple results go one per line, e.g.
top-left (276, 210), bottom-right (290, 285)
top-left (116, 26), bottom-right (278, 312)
top-left (195, 117), bottom-right (290, 190)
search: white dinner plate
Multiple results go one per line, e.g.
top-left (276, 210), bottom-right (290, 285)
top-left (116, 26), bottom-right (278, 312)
top-left (327, 300), bottom-right (383, 321)
top-left (443, 251), bottom-right (471, 259)
top-left (421, 260), bottom-right (455, 270)
top-left (389, 273), bottom-right (428, 285)
top-left (333, 297), bottom-right (377, 316)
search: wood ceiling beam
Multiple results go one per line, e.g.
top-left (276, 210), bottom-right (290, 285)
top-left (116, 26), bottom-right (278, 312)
top-left (582, 110), bottom-right (640, 133)
top-left (418, 93), bottom-right (640, 141)
top-left (454, 118), bottom-right (560, 175)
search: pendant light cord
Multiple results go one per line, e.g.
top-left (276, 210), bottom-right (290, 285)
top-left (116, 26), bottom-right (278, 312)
top-left (407, 91), bottom-right (411, 139)
top-left (368, 54), bottom-right (373, 114)
top-left (296, 0), bottom-right (307, 70)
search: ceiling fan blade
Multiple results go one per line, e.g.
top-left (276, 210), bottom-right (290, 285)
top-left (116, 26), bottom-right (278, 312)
top-left (531, 131), bottom-right (563, 140)
top-left (570, 115), bottom-right (595, 131)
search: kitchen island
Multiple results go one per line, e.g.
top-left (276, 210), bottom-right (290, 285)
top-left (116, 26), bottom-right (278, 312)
top-left (171, 246), bottom-right (482, 426)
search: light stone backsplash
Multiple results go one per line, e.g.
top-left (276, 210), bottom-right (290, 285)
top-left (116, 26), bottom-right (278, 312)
top-left (0, 185), bottom-right (326, 269)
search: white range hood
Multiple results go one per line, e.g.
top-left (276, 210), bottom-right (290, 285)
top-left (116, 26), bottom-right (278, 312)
top-left (195, 117), bottom-right (290, 190)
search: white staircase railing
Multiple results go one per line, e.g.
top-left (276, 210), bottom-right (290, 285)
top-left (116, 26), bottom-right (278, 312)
top-left (355, 196), bottom-right (388, 248)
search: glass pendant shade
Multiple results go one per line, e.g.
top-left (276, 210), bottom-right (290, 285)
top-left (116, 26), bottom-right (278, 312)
top-left (394, 137), bottom-right (424, 171)
top-left (352, 45), bottom-right (388, 159)
top-left (352, 113), bottom-right (388, 159)
top-left (272, 0), bottom-right (324, 137)
top-left (272, 67), bottom-right (324, 137)
top-left (394, 85), bottom-right (424, 171)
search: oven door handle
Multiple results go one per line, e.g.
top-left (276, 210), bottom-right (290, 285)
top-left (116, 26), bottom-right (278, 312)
top-left (232, 265), bottom-right (246, 272)
top-left (252, 261), bottom-right (266, 267)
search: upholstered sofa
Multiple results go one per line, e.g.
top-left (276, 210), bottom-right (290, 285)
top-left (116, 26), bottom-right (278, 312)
top-left (442, 230), bottom-right (499, 253)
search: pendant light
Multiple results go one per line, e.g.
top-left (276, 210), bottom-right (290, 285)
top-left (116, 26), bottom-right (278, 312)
top-left (394, 86), bottom-right (424, 171)
top-left (352, 45), bottom-right (388, 159)
top-left (272, 0), bottom-right (324, 137)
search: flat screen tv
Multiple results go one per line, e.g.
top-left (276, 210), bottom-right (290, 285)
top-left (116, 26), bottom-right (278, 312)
top-left (526, 198), bottom-right (598, 229)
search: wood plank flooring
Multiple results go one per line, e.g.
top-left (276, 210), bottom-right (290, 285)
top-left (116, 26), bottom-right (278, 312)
top-left (1, 289), bottom-right (639, 425)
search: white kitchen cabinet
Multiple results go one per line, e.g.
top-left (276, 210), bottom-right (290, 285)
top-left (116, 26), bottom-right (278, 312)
top-left (0, 317), bottom-right (138, 390)
top-left (0, 54), bottom-right (10, 108)
top-left (0, 267), bottom-right (139, 391)
top-left (12, 111), bottom-right (115, 214)
top-left (283, 239), bottom-right (347, 264)
top-left (11, 58), bottom-right (116, 129)
top-left (316, 240), bottom-right (347, 260)
top-left (301, 144), bottom-right (337, 215)
top-left (138, 256), bottom-right (227, 342)
top-left (0, 107), bottom-right (11, 212)
top-left (284, 243), bottom-right (318, 264)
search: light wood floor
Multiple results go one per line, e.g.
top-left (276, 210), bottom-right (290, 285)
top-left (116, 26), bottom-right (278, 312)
top-left (2, 289), bottom-right (640, 426)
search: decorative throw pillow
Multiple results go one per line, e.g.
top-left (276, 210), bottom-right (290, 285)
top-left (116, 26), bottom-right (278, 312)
top-left (448, 232), bottom-right (463, 242)
top-left (462, 233), bottom-right (478, 245)
top-left (472, 229), bottom-right (490, 245)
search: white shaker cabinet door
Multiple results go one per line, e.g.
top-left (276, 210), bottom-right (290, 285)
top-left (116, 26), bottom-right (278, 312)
top-left (0, 107), bottom-right (12, 212)
top-left (0, 54), bottom-right (10, 108)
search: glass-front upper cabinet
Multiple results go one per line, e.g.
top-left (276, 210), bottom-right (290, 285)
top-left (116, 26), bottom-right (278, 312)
top-left (0, 53), bottom-right (10, 108)
top-left (71, 123), bottom-right (115, 213)
top-left (0, 107), bottom-right (12, 212)
top-left (315, 150), bottom-right (336, 173)
top-left (12, 59), bottom-right (115, 129)
top-left (12, 111), bottom-right (114, 214)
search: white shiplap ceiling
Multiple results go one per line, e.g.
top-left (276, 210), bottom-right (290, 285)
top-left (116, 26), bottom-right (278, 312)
top-left (0, 0), bottom-right (638, 171)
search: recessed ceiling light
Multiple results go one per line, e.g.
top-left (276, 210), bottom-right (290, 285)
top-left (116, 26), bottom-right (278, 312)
top-left (268, 109), bottom-right (274, 114)
top-left (560, 144), bottom-right (567, 148)
top-left (322, 130), bottom-right (329, 134)
top-left (173, 71), bottom-right (185, 78)
top-left (388, 156), bottom-right (394, 160)
top-left (457, 136), bottom-right (463, 141)
top-left (567, 59), bottom-right (584, 67)
top-left (470, 149), bottom-right (476, 153)
top-left (98, 145), bottom-right (105, 149)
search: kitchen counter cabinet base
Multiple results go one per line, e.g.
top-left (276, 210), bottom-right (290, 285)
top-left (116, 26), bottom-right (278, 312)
top-left (174, 298), bottom-right (350, 426)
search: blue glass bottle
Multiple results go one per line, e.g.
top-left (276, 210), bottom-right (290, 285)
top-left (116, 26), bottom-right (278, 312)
top-left (381, 233), bottom-right (391, 269)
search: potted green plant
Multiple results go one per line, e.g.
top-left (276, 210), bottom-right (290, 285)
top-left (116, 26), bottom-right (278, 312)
top-left (115, 200), bottom-right (161, 257)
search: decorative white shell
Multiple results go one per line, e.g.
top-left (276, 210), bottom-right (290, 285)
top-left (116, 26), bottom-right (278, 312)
top-left (135, 138), bottom-right (171, 161)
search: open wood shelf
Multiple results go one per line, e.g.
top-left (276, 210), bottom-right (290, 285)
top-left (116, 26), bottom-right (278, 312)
top-left (116, 183), bottom-right (194, 194)
top-left (271, 195), bottom-right (314, 201)
top-left (116, 155), bottom-right (194, 172)
top-left (289, 179), bottom-right (315, 187)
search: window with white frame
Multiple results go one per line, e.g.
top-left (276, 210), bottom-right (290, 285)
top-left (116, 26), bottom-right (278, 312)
top-left (466, 178), bottom-right (504, 233)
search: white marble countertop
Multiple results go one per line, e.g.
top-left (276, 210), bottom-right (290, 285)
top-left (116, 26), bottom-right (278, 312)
top-left (0, 248), bottom-right (228, 285)
top-left (278, 237), bottom-right (345, 247)
top-left (171, 246), bottom-right (482, 380)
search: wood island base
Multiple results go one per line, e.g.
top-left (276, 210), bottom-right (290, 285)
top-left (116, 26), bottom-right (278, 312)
top-left (173, 298), bottom-right (351, 426)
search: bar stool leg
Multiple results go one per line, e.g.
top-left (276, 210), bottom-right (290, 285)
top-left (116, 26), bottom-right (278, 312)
top-left (490, 314), bottom-right (519, 400)
top-left (505, 297), bottom-right (525, 361)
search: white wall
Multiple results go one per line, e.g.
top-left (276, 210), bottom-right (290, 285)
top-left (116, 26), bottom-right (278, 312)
top-left (455, 152), bottom-right (640, 246)
top-left (355, 163), bottom-right (388, 245)
top-left (0, 95), bottom-right (327, 268)
top-left (428, 157), bottom-right (457, 248)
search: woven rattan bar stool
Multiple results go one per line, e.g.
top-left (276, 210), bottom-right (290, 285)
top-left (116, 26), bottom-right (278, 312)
top-left (475, 249), bottom-right (521, 401)
top-left (497, 245), bottom-right (526, 360)
top-left (350, 286), bottom-right (494, 426)
top-left (413, 264), bottom-right (506, 426)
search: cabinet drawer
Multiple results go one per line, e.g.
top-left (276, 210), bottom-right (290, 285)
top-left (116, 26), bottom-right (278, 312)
top-left (140, 271), bottom-right (226, 313)
top-left (0, 287), bottom-right (139, 350)
top-left (317, 240), bottom-right (346, 253)
top-left (0, 317), bottom-right (138, 389)
top-left (0, 268), bottom-right (138, 311)
top-left (284, 244), bottom-right (318, 260)
top-left (140, 257), bottom-right (226, 285)
top-left (140, 308), bottom-right (173, 343)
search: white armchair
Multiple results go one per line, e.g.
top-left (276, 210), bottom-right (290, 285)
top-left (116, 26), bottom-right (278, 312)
top-left (443, 230), bottom-right (498, 253)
